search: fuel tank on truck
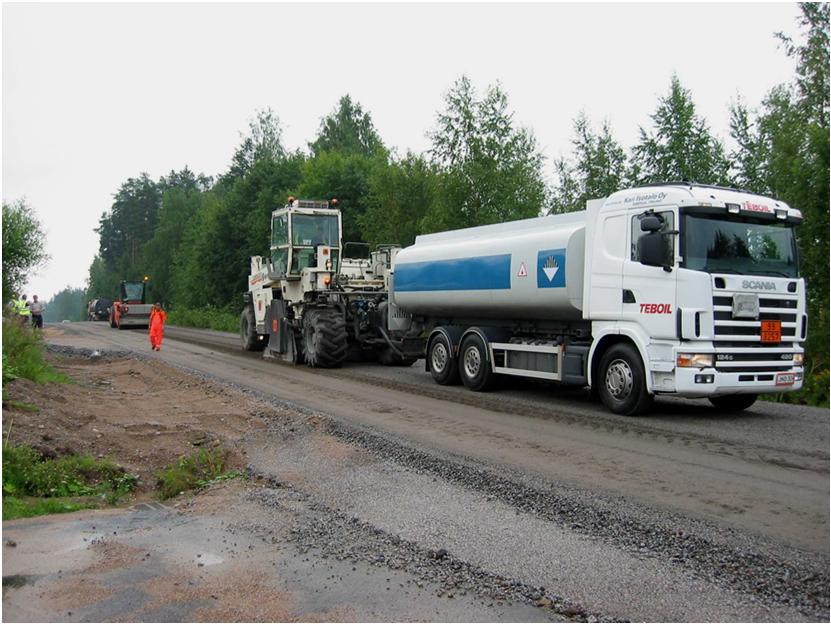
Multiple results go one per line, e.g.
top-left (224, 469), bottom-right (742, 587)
top-left (392, 211), bottom-right (587, 321)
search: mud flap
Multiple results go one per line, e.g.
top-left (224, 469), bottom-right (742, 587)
top-left (264, 300), bottom-right (301, 364)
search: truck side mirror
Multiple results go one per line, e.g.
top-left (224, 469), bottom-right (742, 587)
top-left (640, 215), bottom-right (663, 232)
top-left (639, 231), bottom-right (671, 270)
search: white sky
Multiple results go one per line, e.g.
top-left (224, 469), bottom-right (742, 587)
top-left (3, 2), bottom-right (801, 301)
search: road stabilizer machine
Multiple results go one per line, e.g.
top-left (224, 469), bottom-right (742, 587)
top-left (243, 184), bottom-right (807, 415)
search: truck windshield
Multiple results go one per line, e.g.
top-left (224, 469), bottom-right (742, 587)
top-left (292, 214), bottom-right (339, 247)
top-left (682, 214), bottom-right (798, 277)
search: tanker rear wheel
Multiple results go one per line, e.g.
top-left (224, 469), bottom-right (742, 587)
top-left (303, 308), bottom-right (348, 368)
top-left (428, 333), bottom-right (459, 385)
top-left (459, 334), bottom-right (495, 392)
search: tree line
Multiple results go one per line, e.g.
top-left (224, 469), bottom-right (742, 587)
top-left (29, 3), bottom-right (826, 402)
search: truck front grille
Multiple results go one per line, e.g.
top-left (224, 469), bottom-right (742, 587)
top-left (712, 292), bottom-right (802, 373)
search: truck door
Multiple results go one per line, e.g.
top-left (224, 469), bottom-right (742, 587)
top-left (622, 209), bottom-right (678, 340)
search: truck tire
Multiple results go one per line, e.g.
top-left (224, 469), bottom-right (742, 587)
top-left (428, 333), bottom-right (459, 385)
top-left (708, 394), bottom-right (758, 412)
top-left (597, 343), bottom-right (653, 416)
top-left (303, 308), bottom-right (348, 368)
top-left (459, 333), bottom-right (495, 391)
top-left (240, 305), bottom-right (262, 351)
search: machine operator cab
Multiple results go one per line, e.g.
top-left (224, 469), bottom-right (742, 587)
top-left (269, 198), bottom-right (342, 279)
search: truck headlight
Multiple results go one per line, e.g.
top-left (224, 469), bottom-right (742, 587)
top-left (793, 353), bottom-right (804, 365)
top-left (676, 353), bottom-right (714, 368)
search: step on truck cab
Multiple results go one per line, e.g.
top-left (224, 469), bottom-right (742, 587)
top-left (390, 183), bottom-right (806, 415)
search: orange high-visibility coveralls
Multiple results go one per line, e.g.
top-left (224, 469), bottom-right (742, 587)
top-left (149, 308), bottom-right (167, 351)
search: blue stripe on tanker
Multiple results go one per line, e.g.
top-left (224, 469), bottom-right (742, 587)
top-left (395, 254), bottom-right (511, 292)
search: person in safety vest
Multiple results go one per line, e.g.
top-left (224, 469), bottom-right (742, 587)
top-left (149, 302), bottom-right (167, 351)
top-left (12, 295), bottom-right (31, 324)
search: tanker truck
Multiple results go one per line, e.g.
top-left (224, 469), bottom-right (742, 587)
top-left (244, 183), bottom-right (806, 415)
top-left (390, 182), bottom-right (806, 414)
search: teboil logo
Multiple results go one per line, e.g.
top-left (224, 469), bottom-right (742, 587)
top-left (640, 303), bottom-right (672, 314)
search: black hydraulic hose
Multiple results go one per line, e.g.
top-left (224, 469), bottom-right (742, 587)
top-left (377, 325), bottom-right (406, 358)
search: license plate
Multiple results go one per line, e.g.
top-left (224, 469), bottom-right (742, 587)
top-left (776, 372), bottom-right (795, 386)
top-left (760, 319), bottom-right (781, 343)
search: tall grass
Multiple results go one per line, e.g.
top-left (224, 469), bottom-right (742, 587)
top-left (167, 306), bottom-right (238, 333)
top-left (2, 315), bottom-right (66, 385)
top-left (2, 444), bottom-right (138, 519)
top-left (156, 446), bottom-right (234, 499)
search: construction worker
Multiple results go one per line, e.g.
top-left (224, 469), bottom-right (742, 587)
top-left (12, 295), bottom-right (31, 325)
top-left (29, 295), bottom-right (44, 329)
top-left (148, 302), bottom-right (167, 351)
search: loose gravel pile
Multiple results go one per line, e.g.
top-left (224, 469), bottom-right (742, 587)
top-left (242, 482), bottom-right (608, 622)
top-left (249, 406), bottom-right (828, 621)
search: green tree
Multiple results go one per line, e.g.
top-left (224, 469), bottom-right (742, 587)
top-left (2, 200), bottom-right (49, 303)
top-left (729, 2), bottom-right (829, 401)
top-left (310, 95), bottom-right (386, 158)
top-left (360, 153), bottom-right (440, 248)
top-left (223, 109), bottom-right (286, 184)
top-left (43, 287), bottom-right (87, 322)
top-left (95, 173), bottom-right (161, 279)
top-left (631, 75), bottom-right (730, 186)
top-left (550, 113), bottom-right (627, 213)
top-left (425, 76), bottom-right (546, 231)
top-left (86, 254), bottom-right (119, 303)
top-left (298, 150), bottom-right (377, 243)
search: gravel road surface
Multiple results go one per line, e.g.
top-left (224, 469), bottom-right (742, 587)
top-left (40, 322), bottom-right (829, 621)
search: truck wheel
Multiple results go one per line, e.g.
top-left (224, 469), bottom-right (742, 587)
top-left (459, 334), bottom-right (495, 391)
top-left (303, 309), bottom-right (348, 368)
top-left (709, 394), bottom-right (758, 412)
top-left (378, 347), bottom-right (416, 367)
top-left (597, 343), bottom-right (653, 416)
top-left (240, 305), bottom-right (262, 351)
top-left (428, 333), bottom-right (459, 385)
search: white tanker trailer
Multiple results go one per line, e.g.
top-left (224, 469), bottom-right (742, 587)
top-left (387, 183), bottom-right (807, 415)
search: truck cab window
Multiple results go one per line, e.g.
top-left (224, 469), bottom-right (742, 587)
top-left (632, 211), bottom-right (674, 266)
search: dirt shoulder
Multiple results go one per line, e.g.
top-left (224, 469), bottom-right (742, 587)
top-left (1, 346), bottom-right (552, 623)
top-left (2, 349), bottom-right (262, 495)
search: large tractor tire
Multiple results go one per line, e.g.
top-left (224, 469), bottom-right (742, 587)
top-left (302, 308), bottom-right (348, 368)
top-left (240, 305), bottom-right (264, 351)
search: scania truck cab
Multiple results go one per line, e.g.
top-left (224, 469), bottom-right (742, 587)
top-left (392, 183), bottom-right (806, 415)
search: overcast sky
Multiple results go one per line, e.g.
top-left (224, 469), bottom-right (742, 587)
top-left (3, 2), bottom-right (802, 301)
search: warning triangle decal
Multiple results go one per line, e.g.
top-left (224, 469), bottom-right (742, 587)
top-left (517, 262), bottom-right (528, 277)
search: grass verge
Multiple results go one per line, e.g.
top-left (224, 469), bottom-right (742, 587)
top-left (2, 444), bottom-right (138, 520)
top-left (2, 315), bottom-right (67, 386)
top-left (156, 446), bottom-right (242, 499)
top-left (167, 306), bottom-right (238, 333)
